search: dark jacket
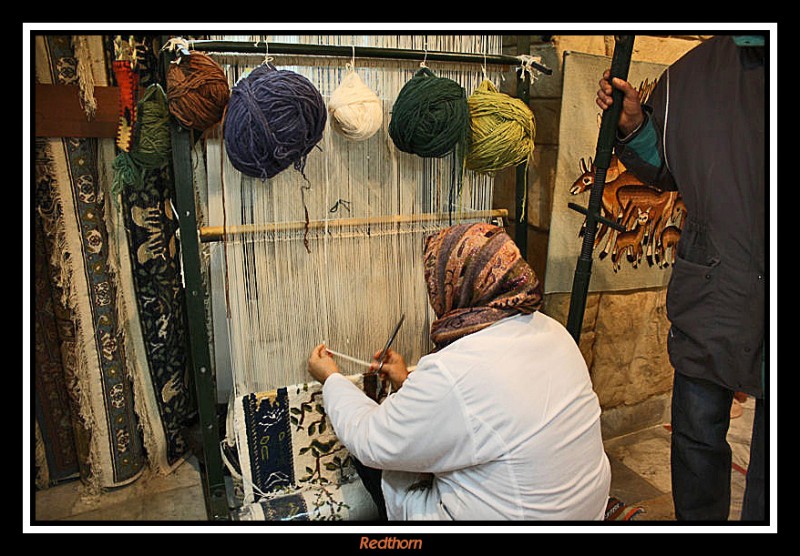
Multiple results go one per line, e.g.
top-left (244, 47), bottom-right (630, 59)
top-left (616, 35), bottom-right (766, 397)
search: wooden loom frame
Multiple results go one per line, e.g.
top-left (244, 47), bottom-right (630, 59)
top-left (168, 35), bottom-right (551, 521)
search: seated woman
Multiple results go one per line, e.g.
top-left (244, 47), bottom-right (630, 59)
top-left (307, 222), bottom-right (610, 520)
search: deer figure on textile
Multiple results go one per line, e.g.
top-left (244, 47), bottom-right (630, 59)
top-left (615, 187), bottom-right (682, 265)
top-left (655, 225), bottom-right (682, 267)
top-left (611, 206), bottom-right (651, 272)
top-left (670, 196), bottom-right (687, 228)
top-left (570, 155), bottom-right (649, 257)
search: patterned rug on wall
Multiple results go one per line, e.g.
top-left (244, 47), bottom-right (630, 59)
top-left (34, 131), bottom-right (146, 488)
top-left (33, 210), bottom-right (81, 487)
top-left (33, 34), bottom-right (195, 490)
top-left (107, 35), bottom-right (197, 472)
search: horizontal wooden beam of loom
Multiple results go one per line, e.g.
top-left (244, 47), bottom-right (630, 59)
top-left (34, 84), bottom-right (120, 138)
top-left (199, 208), bottom-right (509, 243)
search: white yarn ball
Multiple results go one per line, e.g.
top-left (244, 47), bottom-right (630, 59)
top-left (328, 70), bottom-right (383, 141)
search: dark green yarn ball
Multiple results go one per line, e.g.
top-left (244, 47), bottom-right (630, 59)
top-left (389, 67), bottom-right (469, 158)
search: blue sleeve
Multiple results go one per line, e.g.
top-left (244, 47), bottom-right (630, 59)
top-left (622, 115), bottom-right (661, 167)
top-left (615, 109), bottom-right (678, 191)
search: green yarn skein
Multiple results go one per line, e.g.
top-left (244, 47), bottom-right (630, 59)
top-left (389, 67), bottom-right (469, 158)
top-left (466, 79), bottom-right (535, 174)
top-left (112, 84), bottom-right (172, 196)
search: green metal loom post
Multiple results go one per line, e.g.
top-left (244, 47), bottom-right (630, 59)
top-left (514, 35), bottom-right (532, 258)
top-left (160, 38), bottom-right (229, 520)
top-left (170, 122), bottom-right (230, 520)
top-left (566, 35), bottom-right (635, 344)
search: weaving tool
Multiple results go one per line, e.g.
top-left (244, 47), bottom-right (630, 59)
top-left (376, 314), bottom-right (405, 374)
top-left (363, 313), bottom-right (405, 401)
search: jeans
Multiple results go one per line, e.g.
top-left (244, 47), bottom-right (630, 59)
top-left (670, 372), bottom-right (766, 521)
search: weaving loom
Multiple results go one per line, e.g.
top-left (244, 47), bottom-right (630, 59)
top-left (167, 35), bottom-right (549, 520)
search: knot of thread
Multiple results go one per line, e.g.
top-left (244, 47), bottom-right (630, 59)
top-left (223, 64), bottom-right (327, 180)
top-left (388, 67), bottom-right (469, 158)
top-left (466, 79), bottom-right (536, 174)
top-left (166, 51), bottom-right (230, 131)
top-left (328, 70), bottom-right (383, 141)
top-left (112, 84), bottom-right (172, 195)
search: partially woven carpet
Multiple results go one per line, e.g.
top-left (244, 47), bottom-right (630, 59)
top-left (604, 496), bottom-right (645, 521)
top-left (230, 374), bottom-right (380, 521)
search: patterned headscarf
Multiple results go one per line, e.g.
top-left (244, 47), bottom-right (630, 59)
top-left (423, 222), bottom-right (544, 349)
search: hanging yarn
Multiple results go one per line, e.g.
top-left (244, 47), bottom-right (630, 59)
top-left (166, 50), bottom-right (230, 132)
top-left (466, 79), bottom-right (536, 174)
top-left (112, 83), bottom-right (172, 196)
top-left (328, 69), bottom-right (382, 141)
top-left (388, 67), bottom-right (469, 158)
top-left (223, 63), bottom-right (327, 180)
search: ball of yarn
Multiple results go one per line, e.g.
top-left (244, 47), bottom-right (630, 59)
top-left (328, 70), bottom-right (383, 141)
top-left (112, 84), bottom-right (172, 195)
top-left (223, 64), bottom-right (327, 180)
top-left (166, 51), bottom-right (230, 131)
top-left (388, 67), bottom-right (469, 158)
top-left (133, 84), bottom-right (172, 160)
top-left (466, 79), bottom-right (536, 173)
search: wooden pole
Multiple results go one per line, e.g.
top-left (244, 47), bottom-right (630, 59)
top-left (199, 209), bottom-right (509, 243)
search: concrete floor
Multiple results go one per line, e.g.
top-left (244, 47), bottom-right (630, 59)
top-left (32, 396), bottom-right (757, 524)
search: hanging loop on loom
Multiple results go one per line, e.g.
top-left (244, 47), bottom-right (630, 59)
top-left (161, 37), bottom-right (193, 64)
top-left (481, 42), bottom-right (488, 82)
top-left (255, 39), bottom-right (274, 67)
top-left (516, 54), bottom-right (544, 82)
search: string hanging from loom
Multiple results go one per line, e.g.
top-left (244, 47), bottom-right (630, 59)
top-left (111, 83), bottom-right (171, 197)
top-left (164, 39), bottom-right (230, 132)
top-left (466, 79), bottom-right (536, 174)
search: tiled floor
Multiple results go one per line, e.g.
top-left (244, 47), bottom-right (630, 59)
top-left (31, 396), bottom-right (756, 524)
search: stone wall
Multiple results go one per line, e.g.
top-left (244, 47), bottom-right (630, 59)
top-left (496, 34), bottom-right (706, 438)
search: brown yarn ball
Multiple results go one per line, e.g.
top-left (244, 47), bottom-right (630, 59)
top-left (166, 51), bottom-right (230, 132)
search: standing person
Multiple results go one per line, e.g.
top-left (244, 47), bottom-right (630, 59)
top-left (307, 223), bottom-right (611, 520)
top-left (596, 34), bottom-right (766, 520)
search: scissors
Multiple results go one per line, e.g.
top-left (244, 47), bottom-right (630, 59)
top-left (375, 314), bottom-right (405, 374)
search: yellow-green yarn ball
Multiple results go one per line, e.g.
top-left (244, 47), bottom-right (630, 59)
top-left (466, 80), bottom-right (535, 174)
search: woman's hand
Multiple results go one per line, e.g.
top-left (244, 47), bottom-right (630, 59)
top-left (596, 68), bottom-right (645, 136)
top-left (369, 348), bottom-right (409, 392)
top-left (307, 343), bottom-right (340, 384)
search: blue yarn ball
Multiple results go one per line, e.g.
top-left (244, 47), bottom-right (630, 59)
top-left (223, 64), bottom-right (327, 180)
